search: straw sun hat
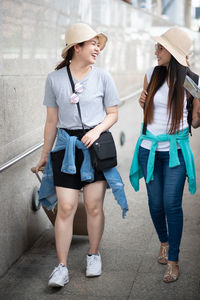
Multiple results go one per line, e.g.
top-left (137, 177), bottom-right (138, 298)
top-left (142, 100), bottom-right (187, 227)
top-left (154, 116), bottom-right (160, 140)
top-left (61, 23), bottom-right (107, 59)
top-left (153, 27), bottom-right (192, 66)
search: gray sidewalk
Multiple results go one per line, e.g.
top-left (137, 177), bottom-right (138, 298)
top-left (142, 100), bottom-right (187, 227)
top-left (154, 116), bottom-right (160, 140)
top-left (0, 159), bottom-right (200, 300)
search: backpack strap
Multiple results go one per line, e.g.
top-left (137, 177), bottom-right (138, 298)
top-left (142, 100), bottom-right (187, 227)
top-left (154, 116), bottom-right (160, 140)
top-left (186, 69), bottom-right (199, 136)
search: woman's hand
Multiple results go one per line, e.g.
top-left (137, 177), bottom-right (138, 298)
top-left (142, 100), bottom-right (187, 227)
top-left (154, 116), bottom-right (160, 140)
top-left (35, 156), bottom-right (48, 173)
top-left (139, 89), bottom-right (147, 108)
top-left (81, 106), bottom-right (118, 147)
top-left (81, 127), bottom-right (101, 148)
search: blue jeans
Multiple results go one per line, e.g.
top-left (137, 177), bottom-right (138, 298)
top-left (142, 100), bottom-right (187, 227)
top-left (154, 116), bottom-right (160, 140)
top-left (138, 146), bottom-right (186, 261)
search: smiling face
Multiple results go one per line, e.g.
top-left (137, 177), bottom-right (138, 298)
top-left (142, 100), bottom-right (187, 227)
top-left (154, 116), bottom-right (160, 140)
top-left (75, 37), bottom-right (100, 64)
top-left (155, 43), bottom-right (171, 67)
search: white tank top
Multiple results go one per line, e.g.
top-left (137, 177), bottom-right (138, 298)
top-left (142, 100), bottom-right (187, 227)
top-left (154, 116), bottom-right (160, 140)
top-left (141, 67), bottom-right (189, 151)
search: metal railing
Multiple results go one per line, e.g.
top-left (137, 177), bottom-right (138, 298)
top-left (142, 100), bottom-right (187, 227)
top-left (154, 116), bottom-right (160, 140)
top-left (0, 88), bottom-right (142, 173)
top-left (0, 142), bottom-right (44, 173)
top-left (120, 88), bottom-right (142, 105)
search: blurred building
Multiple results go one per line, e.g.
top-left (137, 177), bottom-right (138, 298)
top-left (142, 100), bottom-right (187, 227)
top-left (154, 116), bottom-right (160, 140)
top-left (191, 0), bottom-right (200, 30)
top-left (126, 0), bottom-right (200, 31)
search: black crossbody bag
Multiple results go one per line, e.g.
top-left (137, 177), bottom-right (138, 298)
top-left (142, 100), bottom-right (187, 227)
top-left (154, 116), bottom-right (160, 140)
top-left (66, 65), bottom-right (117, 171)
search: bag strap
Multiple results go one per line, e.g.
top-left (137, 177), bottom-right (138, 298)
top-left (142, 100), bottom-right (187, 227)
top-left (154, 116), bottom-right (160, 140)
top-left (186, 69), bottom-right (199, 136)
top-left (66, 64), bottom-right (85, 134)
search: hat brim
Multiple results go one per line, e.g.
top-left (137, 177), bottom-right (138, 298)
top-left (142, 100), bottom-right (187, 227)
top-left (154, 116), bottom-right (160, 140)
top-left (61, 32), bottom-right (107, 59)
top-left (152, 36), bottom-right (188, 67)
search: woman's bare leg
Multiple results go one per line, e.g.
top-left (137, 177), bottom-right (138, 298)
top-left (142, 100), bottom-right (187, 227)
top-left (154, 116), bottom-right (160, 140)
top-left (83, 181), bottom-right (107, 254)
top-left (55, 187), bottom-right (79, 266)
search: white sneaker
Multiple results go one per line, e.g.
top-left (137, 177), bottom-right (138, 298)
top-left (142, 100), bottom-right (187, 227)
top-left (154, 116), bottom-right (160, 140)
top-left (48, 263), bottom-right (69, 287)
top-left (86, 252), bottom-right (102, 277)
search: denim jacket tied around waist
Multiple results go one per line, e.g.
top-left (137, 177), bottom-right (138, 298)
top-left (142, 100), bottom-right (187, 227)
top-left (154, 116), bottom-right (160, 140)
top-left (39, 128), bottom-right (128, 218)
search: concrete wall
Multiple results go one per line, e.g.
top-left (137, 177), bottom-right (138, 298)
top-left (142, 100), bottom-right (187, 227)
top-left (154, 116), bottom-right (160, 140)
top-left (0, 0), bottom-right (200, 277)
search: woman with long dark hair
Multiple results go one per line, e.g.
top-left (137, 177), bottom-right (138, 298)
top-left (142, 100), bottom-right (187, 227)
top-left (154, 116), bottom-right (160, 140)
top-left (130, 27), bottom-right (200, 283)
top-left (36, 23), bottom-right (128, 288)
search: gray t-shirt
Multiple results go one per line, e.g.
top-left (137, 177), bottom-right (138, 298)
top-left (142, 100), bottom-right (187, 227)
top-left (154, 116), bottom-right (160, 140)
top-left (43, 66), bottom-right (120, 129)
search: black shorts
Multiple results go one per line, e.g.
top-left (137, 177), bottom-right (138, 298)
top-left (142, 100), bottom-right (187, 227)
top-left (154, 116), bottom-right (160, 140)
top-left (51, 129), bottom-right (106, 190)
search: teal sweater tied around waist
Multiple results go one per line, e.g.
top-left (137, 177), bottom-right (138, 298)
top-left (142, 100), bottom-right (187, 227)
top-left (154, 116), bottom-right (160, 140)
top-left (129, 126), bottom-right (196, 194)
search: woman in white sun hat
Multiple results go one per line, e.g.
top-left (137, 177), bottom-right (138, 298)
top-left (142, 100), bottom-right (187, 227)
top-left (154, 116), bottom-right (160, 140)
top-left (130, 27), bottom-right (200, 283)
top-left (36, 22), bottom-right (128, 287)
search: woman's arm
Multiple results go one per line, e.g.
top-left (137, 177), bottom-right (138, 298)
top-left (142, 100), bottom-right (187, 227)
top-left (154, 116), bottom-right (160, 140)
top-left (81, 105), bottom-right (118, 148)
top-left (192, 98), bottom-right (200, 128)
top-left (139, 74), bottom-right (148, 109)
top-left (36, 107), bottom-right (58, 172)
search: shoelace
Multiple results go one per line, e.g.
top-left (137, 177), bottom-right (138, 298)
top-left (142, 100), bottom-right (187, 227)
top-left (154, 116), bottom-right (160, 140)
top-left (49, 264), bottom-right (65, 278)
top-left (88, 255), bottom-right (99, 266)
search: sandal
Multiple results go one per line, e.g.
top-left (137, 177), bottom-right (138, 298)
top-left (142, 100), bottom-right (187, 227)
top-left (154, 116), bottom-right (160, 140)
top-left (157, 244), bottom-right (169, 264)
top-left (163, 263), bottom-right (179, 283)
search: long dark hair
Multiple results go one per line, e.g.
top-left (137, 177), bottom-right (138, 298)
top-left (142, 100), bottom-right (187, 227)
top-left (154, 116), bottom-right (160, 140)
top-left (55, 42), bottom-right (84, 70)
top-left (144, 56), bottom-right (187, 134)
